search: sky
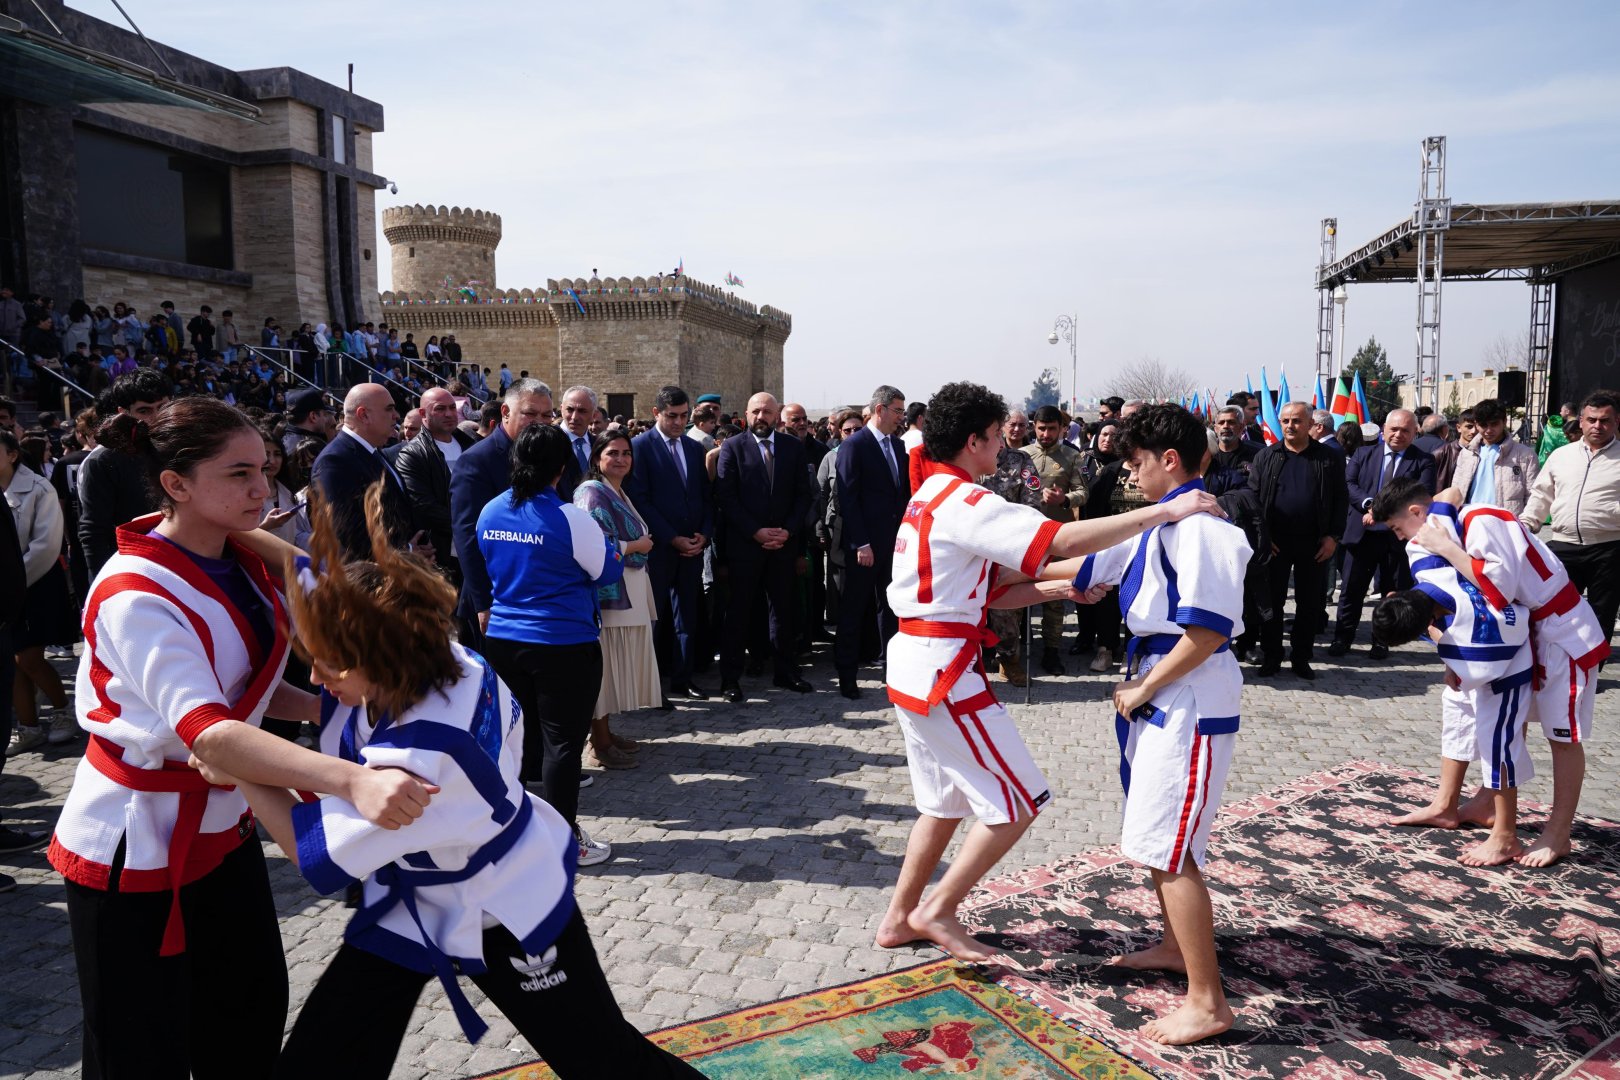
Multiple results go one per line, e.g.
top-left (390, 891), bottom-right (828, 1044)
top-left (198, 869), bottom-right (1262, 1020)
top-left (74, 0), bottom-right (1620, 411)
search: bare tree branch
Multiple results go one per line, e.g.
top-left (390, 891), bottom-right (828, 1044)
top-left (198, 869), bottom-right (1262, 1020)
top-left (1481, 329), bottom-right (1531, 371)
top-left (1104, 356), bottom-right (1196, 403)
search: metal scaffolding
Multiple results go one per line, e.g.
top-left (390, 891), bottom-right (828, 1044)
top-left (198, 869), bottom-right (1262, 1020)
top-left (1315, 218), bottom-right (1338, 387)
top-left (1413, 136), bottom-right (1450, 414)
top-left (1526, 279), bottom-right (1554, 429)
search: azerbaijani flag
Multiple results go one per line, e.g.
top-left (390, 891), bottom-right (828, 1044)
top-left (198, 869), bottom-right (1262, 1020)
top-left (1258, 367), bottom-right (1281, 445)
top-left (1278, 366), bottom-right (1293, 409)
top-left (1352, 371), bottom-right (1372, 426)
top-left (1189, 390), bottom-right (1201, 417)
top-left (725, 272), bottom-right (745, 287)
top-left (1330, 376), bottom-right (1358, 424)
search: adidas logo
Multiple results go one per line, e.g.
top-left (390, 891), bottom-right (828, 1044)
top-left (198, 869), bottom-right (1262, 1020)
top-left (510, 946), bottom-right (559, 975)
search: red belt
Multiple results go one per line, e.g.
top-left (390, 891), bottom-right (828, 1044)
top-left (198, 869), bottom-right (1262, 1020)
top-left (892, 618), bottom-right (1000, 712)
top-left (87, 735), bottom-right (234, 957)
top-left (1531, 581), bottom-right (1580, 622)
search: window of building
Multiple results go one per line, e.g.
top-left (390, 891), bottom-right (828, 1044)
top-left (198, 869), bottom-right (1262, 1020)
top-left (332, 114), bottom-right (347, 164)
top-left (409, 247), bottom-right (415, 258)
top-left (75, 127), bottom-right (233, 269)
top-left (607, 393), bottom-right (634, 419)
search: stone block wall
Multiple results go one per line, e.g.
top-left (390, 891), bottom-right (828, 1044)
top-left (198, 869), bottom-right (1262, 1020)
top-left (679, 315), bottom-right (763, 409)
top-left (559, 316), bottom-right (683, 419)
top-left (81, 266), bottom-right (252, 323)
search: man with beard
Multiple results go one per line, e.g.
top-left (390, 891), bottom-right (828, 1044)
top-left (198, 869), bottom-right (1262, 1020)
top-left (396, 387), bottom-right (478, 583)
top-left (983, 431), bottom-right (1043, 686)
top-left (1023, 406), bottom-right (1086, 674)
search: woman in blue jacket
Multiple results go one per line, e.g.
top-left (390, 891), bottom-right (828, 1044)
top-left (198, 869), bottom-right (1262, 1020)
top-left (478, 423), bottom-right (622, 867)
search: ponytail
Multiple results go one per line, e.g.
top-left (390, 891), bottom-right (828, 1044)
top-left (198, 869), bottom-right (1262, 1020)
top-left (98, 398), bottom-right (257, 510)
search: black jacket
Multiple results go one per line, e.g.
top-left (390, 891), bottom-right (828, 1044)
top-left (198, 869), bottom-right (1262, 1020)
top-left (78, 445), bottom-right (160, 576)
top-left (394, 428), bottom-right (477, 574)
top-left (0, 489), bottom-right (26, 631)
top-left (1247, 439), bottom-right (1348, 556)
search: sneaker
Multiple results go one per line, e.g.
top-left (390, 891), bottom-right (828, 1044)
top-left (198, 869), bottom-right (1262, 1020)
top-left (5, 726), bottom-right (46, 758)
top-left (46, 708), bottom-right (79, 746)
top-left (1089, 647), bottom-right (1114, 673)
top-left (574, 826), bottom-right (612, 867)
top-left (0, 826), bottom-right (47, 855)
top-left (579, 773), bottom-right (594, 789)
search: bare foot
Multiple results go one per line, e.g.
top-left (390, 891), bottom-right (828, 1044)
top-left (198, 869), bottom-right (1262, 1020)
top-left (1516, 833), bottom-right (1571, 868)
top-left (1141, 999), bottom-right (1235, 1044)
top-left (906, 909), bottom-right (999, 963)
top-left (1110, 941), bottom-right (1188, 974)
top-left (1386, 802), bottom-right (1462, 828)
top-left (875, 913), bottom-right (928, 949)
top-left (1457, 790), bottom-right (1496, 828)
top-left (1459, 834), bottom-right (1524, 866)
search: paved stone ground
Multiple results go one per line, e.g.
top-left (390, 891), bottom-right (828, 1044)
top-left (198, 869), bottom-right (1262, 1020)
top-left (3, 632), bottom-right (1618, 1080)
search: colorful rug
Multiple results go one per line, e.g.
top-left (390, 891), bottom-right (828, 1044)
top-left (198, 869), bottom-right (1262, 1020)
top-left (959, 760), bottom-right (1620, 1079)
top-left (472, 960), bottom-right (1150, 1078)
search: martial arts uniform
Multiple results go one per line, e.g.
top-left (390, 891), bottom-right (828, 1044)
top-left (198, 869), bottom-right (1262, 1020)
top-left (1426, 502), bottom-right (1608, 745)
top-left (885, 462), bottom-right (1061, 825)
top-left (1404, 519), bottom-right (1535, 790)
top-left (281, 634), bottom-right (699, 1079)
top-left (1072, 479), bottom-right (1251, 873)
top-left (50, 515), bottom-right (293, 1079)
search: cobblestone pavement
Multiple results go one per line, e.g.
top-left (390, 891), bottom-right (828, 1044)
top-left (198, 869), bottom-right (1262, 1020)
top-left (4, 634), bottom-right (1618, 1079)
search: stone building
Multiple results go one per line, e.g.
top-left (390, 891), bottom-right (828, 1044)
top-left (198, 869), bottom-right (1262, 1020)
top-left (380, 203), bottom-right (791, 418)
top-left (0, 0), bottom-right (385, 335)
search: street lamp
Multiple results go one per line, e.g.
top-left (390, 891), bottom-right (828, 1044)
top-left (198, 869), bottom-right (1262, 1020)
top-left (1048, 314), bottom-right (1077, 413)
top-left (1332, 285), bottom-right (1347, 376)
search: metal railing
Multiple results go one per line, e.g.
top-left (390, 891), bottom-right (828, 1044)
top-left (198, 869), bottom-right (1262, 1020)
top-left (239, 345), bottom-right (342, 409)
top-left (1, 337), bottom-right (97, 414)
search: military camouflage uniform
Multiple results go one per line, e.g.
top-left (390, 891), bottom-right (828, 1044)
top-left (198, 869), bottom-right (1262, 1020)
top-left (983, 447), bottom-right (1042, 668)
top-left (1023, 441), bottom-right (1087, 652)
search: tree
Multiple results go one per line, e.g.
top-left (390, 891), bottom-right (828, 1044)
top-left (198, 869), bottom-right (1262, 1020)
top-left (1482, 329), bottom-right (1531, 371)
top-left (1343, 336), bottom-right (1403, 425)
top-left (1105, 356), bottom-right (1195, 404)
top-left (1023, 368), bottom-right (1061, 413)
top-left (1444, 380), bottom-right (1461, 420)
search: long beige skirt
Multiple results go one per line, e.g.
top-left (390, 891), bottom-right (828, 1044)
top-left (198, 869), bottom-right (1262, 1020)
top-left (595, 566), bottom-right (663, 716)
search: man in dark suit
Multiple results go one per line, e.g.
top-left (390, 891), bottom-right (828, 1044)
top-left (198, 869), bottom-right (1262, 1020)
top-left (1327, 408), bottom-right (1435, 658)
top-left (556, 384), bottom-right (597, 502)
top-left (625, 385), bottom-right (714, 700)
top-left (833, 384), bottom-right (909, 699)
top-left (782, 402), bottom-right (830, 652)
top-left (309, 383), bottom-right (419, 563)
top-left (714, 392), bottom-right (814, 701)
top-left (396, 386), bottom-right (478, 585)
top-left (449, 378), bottom-right (553, 646)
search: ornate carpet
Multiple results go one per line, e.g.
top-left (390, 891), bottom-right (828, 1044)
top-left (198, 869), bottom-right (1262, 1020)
top-left (958, 760), bottom-right (1620, 1079)
top-left (471, 959), bottom-right (1149, 1078)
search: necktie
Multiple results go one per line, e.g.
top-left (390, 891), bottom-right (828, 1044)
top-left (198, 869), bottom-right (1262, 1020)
top-left (668, 437), bottom-right (687, 483)
top-left (883, 437), bottom-right (899, 485)
top-left (574, 436), bottom-right (589, 476)
top-left (374, 449), bottom-right (401, 490)
top-left (760, 437), bottom-right (775, 489)
top-left (1380, 450), bottom-right (1399, 490)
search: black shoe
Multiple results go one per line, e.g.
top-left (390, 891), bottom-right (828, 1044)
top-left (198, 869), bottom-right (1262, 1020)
top-left (839, 675), bottom-right (861, 700)
top-left (0, 826), bottom-right (46, 855)
top-left (670, 683), bottom-right (711, 701)
top-left (745, 658), bottom-right (766, 677)
top-left (1368, 643), bottom-right (1390, 660)
top-left (1040, 649), bottom-right (1066, 677)
top-left (773, 676), bottom-right (814, 693)
top-left (1256, 657), bottom-right (1282, 677)
top-left (1068, 639), bottom-right (1091, 656)
top-left (1325, 639), bottom-right (1351, 657)
top-left (658, 696), bottom-right (675, 712)
top-left (0, 872), bottom-right (13, 894)
top-left (1291, 659), bottom-right (1316, 680)
top-left (721, 685), bottom-right (745, 704)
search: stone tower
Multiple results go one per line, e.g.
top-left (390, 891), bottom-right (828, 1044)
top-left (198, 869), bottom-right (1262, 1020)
top-left (381, 204), bottom-right (503, 294)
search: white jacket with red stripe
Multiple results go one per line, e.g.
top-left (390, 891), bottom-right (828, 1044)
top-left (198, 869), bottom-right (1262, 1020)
top-left (48, 515), bottom-right (290, 892)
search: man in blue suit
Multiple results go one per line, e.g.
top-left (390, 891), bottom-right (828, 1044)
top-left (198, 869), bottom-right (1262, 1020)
top-left (714, 392), bottom-right (815, 702)
top-left (309, 383), bottom-right (418, 563)
top-left (1327, 408), bottom-right (1436, 659)
top-left (833, 384), bottom-right (910, 699)
top-left (626, 385), bottom-right (714, 700)
top-left (449, 378), bottom-right (554, 647)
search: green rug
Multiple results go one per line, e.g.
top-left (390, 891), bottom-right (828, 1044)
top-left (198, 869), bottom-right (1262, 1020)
top-left (472, 960), bottom-right (1150, 1078)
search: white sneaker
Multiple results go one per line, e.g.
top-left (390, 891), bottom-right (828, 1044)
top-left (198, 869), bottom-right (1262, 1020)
top-left (5, 726), bottom-right (47, 757)
top-left (574, 825), bottom-right (612, 867)
top-left (46, 708), bottom-right (79, 745)
top-left (1089, 647), bottom-right (1114, 673)
top-left (578, 773), bottom-right (594, 789)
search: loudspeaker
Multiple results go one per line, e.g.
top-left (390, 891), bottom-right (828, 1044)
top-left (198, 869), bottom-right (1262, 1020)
top-left (1497, 369), bottom-right (1527, 409)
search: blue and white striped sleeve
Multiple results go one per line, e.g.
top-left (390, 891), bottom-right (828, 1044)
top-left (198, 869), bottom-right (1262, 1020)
top-left (1073, 540), bottom-right (1133, 592)
top-left (562, 504), bottom-right (624, 587)
top-left (1163, 516), bottom-right (1250, 640)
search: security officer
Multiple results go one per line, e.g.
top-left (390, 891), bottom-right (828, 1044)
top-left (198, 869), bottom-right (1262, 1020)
top-left (1023, 405), bottom-right (1087, 674)
top-left (981, 438), bottom-right (1042, 686)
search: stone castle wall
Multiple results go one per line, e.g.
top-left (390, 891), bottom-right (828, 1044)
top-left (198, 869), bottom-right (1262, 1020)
top-left (382, 205), bottom-right (502, 296)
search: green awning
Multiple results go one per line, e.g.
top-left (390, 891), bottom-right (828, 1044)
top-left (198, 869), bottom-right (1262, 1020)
top-left (0, 16), bottom-right (260, 121)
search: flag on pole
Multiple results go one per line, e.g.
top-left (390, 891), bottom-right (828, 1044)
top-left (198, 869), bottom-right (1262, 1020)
top-left (725, 272), bottom-right (745, 287)
top-left (1278, 366), bottom-right (1293, 409)
top-left (1258, 367), bottom-right (1281, 445)
top-left (1330, 377), bottom-right (1357, 424)
top-left (1352, 371), bottom-right (1372, 426)
top-left (1189, 390), bottom-right (1201, 417)
top-left (675, 256), bottom-right (684, 277)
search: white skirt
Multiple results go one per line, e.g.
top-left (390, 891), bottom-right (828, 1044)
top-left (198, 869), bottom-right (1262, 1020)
top-left (595, 567), bottom-right (663, 716)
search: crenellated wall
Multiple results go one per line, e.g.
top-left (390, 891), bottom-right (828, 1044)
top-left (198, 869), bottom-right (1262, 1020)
top-left (382, 204), bottom-right (503, 295)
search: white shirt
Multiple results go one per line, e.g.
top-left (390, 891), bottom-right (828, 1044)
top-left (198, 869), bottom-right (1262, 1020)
top-left (436, 435), bottom-right (464, 469)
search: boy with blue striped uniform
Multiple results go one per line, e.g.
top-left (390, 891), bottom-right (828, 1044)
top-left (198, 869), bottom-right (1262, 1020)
top-left (1067, 405), bottom-right (1250, 1046)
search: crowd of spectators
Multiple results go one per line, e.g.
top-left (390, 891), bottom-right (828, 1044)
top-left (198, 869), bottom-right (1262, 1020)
top-left (3, 290), bottom-right (1618, 880)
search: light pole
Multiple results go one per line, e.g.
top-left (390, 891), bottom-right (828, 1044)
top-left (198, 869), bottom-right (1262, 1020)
top-left (1332, 285), bottom-right (1347, 377)
top-left (1048, 314), bottom-right (1077, 413)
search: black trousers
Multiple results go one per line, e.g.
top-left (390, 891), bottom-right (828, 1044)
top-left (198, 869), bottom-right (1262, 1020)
top-left (482, 637), bottom-right (601, 829)
top-left (1549, 538), bottom-right (1620, 651)
top-left (834, 554), bottom-right (895, 677)
top-left (1263, 538), bottom-right (1329, 661)
top-left (278, 911), bottom-right (704, 1079)
top-left (720, 551), bottom-right (798, 685)
top-left (648, 547), bottom-right (704, 685)
top-left (1334, 530), bottom-right (1409, 643)
top-left (66, 839), bottom-right (287, 1080)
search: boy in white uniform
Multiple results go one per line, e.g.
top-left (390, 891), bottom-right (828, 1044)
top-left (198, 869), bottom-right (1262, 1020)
top-left (875, 383), bottom-right (1222, 978)
top-left (1370, 482), bottom-right (1535, 868)
top-left (1373, 478), bottom-right (1607, 866)
top-left (1064, 404), bottom-right (1250, 1046)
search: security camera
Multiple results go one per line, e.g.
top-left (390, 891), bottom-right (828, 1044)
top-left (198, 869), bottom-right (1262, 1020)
top-left (388, 181), bottom-right (398, 195)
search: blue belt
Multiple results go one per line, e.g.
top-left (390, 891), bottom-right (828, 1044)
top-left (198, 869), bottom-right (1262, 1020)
top-left (1124, 632), bottom-right (1230, 672)
top-left (347, 795), bottom-right (537, 1042)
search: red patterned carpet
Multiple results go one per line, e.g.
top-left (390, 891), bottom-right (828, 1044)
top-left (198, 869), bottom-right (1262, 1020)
top-left (959, 761), bottom-right (1620, 1079)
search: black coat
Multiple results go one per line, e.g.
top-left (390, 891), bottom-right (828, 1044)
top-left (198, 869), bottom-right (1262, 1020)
top-left (714, 432), bottom-right (813, 560)
top-left (77, 445), bottom-right (159, 576)
top-left (1246, 439), bottom-right (1348, 558)
top-left (309, 430), bottom-right (417, 562)
top-left (395, 428), bottom-right (476, 573)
